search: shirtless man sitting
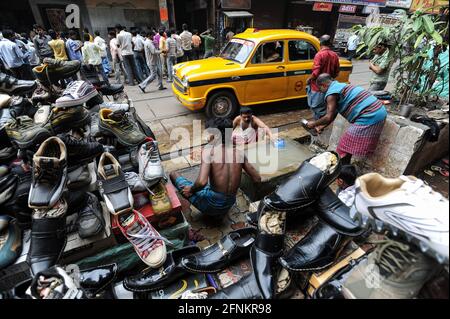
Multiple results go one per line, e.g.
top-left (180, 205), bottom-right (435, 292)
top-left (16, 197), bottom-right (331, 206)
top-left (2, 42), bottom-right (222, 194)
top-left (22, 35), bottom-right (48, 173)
top-left (170, 118), bottom-right (262, 217)
top-left (232, 107), bottom-right (275, 145)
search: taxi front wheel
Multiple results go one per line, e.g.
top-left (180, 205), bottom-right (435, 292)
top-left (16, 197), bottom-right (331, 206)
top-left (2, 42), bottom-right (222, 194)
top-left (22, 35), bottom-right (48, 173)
top-left (206, 91), bottom-right (238, 120)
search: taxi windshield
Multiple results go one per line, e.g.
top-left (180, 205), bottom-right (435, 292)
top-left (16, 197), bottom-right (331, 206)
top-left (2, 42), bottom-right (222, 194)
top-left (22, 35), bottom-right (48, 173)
top-left (221, 39), bottom-right (255, 64)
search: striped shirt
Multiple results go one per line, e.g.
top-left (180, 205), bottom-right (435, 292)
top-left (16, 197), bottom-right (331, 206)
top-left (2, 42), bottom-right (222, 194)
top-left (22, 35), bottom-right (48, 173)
top-left (325, 81), bottom-right (387, 125)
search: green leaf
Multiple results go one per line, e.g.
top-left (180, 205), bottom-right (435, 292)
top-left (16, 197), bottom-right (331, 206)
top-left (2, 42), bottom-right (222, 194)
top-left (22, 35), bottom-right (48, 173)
top-left (413, 17), bottom-right (423, 32)
top-left (431, 31), bottom-right (443, 44)
top-left (414, 33), bottom-right (426, 48)
top-left (423, 15), bottom-right (435, 34)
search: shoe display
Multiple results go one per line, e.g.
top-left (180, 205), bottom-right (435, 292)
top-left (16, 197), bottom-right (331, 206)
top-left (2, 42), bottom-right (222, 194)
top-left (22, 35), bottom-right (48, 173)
top-left (138, 140), bottom-right (164, 186)
top-left (60, 134), bottom-right (104, 166)
top-left (181, 227), bottom-right (256, 273)
top-left (123, 246), bottom-right (200, 292)
top-left (264, 151), bottom-right (341, 211)
top-left (117, 210), bottom-right (167, 268)
top-left (209, 273), bottom-right (264, 299)
top-left (0, 72), bottom-right (37, 96)
top-left (76, 192), bottom-right (105, 238)
top-left (97, 152), bottom-right (134, 215)
top-left (340, 238), bottom-right (437, 299)
top-left (0, 216), bottom-right (22, 269)
top-left (0, 169), bottom-right (18, 206)
top-left (28, 198), bottom-right (68, 275)
top-left (79, 263), bottom-right (118, 297)
top-left (54, 81), bottom-right (98, 108)
top-left (317, 187), bottom-right (364, 237)
top-left (28, 137), bottom-right (67, 209)
top-left (149, 183), bottom-right (172, 215)
top-left (4, 116), bottom-right (52, 149)
top-left (353, 173), bottom-right (449, 263)
top-left (33, 58), bottom-right (81, 86)
top-left (67, 165), bottom-right (92, 190)
top-left (279, 222), bottom-right (345, 272)
top-left (99, 109), bottom-right (146, 147)
top-left (45, 105), bottom-right (91, 134)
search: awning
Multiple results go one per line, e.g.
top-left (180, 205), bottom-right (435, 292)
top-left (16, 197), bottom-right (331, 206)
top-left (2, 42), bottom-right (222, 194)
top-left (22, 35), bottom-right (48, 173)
top-left (223, 11), bottom-right (254, 18)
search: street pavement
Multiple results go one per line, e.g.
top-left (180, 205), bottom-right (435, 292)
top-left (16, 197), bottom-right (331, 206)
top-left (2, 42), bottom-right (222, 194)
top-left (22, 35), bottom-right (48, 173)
top-left (125, 60), bottom-right (381, 156)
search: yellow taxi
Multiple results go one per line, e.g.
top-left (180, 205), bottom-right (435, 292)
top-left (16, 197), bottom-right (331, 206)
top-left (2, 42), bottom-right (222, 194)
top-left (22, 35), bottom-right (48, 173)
top-left (172, 29), bottom-right (352, 119)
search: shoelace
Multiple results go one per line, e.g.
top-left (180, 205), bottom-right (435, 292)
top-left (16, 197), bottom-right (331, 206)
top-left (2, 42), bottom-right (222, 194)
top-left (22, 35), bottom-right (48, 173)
top-left (370, 238), bottom-right (418, 276)
top-left (402, 177), bottom-right (445, 202)
top-left (63, 82), bottom-right (81, 97)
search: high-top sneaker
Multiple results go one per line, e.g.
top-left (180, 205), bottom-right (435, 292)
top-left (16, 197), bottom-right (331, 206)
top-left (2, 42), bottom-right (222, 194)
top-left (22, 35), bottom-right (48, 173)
top-left (0, 72), bottom-right (37, 96)
top-left (32, 58), bottom-right (80, 86)
top-left (54, 81), bottom-right (99, 108)
top-left (28, 137), bottom-right (68, 209)
top-left (117, 210), bottom-right (167, 268)
top-left (59, 134), bottom-right (104, 165)
top-left (97, 152), bottom-right (134, 215)
top-left (4, 116), bottom-right (52, 149)
top-left (138, 140), bottom-right (164, 187)
top-left (99, 108), bottom-right (146, 147)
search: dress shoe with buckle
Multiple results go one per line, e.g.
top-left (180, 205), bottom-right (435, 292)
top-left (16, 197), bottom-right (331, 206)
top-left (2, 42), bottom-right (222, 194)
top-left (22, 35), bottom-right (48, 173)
top-left (264, 151), bottom-right (341, 211)
top-left (79, 263), bottom-right (118, 297)
top-left (317, 187), bottom-right (364, 237)
top-left (123, 246), bottom-right (200, 292)
top-left (279, 221), bottom-right (345, 272)
top-left (209, 273), bottom-right (263, 299)
top-left (28, 198), bottom-right (68, 276)
top-left (181, 227), bottom-right (257, 273)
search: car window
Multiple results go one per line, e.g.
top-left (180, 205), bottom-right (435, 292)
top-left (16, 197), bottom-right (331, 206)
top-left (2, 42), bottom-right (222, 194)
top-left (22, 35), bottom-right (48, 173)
top-left (221, 39), bottom-right (255, 64)
top-left (288, 40), bottom-right (317, 61)
top-left (251, 41), bottom-right (284, 64)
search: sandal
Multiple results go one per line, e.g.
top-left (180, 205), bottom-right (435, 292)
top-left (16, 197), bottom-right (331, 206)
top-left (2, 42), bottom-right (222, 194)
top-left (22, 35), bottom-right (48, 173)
top-left (430, 165), bottom-right (449, 177)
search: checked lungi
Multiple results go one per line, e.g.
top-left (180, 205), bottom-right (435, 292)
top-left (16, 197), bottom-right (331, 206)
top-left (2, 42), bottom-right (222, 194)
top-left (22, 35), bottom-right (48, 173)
top-left (336, 120), bottom-right (385, 158)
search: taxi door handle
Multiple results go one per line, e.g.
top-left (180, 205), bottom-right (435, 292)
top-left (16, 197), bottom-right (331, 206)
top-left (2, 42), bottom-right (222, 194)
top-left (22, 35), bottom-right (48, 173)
top-left (277, 66), bottom-right (286, 70)
top-left (231, 76), bottom-right (240, 80)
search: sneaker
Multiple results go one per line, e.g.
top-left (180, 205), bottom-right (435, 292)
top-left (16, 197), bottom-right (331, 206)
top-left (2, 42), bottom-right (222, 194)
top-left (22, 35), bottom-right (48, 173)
top-left (0, 72), bottom-right (37, 96)
top-left (59, 134), bottom-right (104, 166)
top-left (352, 173), bottom-right (449, 263)
top-left (125, 171), bottom-right (147, 193)
top-left (97, 152), bottom-right (134, 215)
top-left (45, 106), bottom-right (91, 134)
top-left (31, 83), bottom-right (52, 106)
top-left (138, 140), bottom-right (164, 186)
top-left (28, 137), bottom-right (68, 209)
top-left (32, 58), bottom-right (80, 86)
top-left (117, 210), bottom-right (167, 268)
top-left (67, 165), bottom-right (92, 190)
top-left (34, 105), bottom-right (51, 124)
top-left (4, 116), bottom-right (52, 149)
top-left (8, 96), bottom-right (35, 119)
top-left (89, 112), bottom-right (102, 138)
top-left (0, 170), bottom-right (18, 206)
top-left (340, 238), bottom-right (437, 299)
top-left (0, 216), bottom-right (22, 269)
top-left (76, 192), bottom-right (105, 238)
top-left (99, 109), bottom-right (146, 147)
top-left (99, 102), bottom-right (130, 112)
top-left (54, 81), bottom-right (98, 108)
top-left (149, 183), bottom-right (172, 215)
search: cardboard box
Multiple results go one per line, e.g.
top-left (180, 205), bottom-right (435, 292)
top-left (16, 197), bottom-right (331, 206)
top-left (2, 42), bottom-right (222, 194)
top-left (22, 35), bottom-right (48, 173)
top-left (61, 203), bottom-right (117, 264)
top-left (111, 182), bottom-right (182, 240)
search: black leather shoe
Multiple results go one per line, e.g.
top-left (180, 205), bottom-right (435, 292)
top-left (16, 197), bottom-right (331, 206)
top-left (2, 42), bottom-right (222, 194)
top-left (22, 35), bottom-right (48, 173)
top-left (27, 200), bottom-right (67, 276)
top-left (209, 273), bottom-right (263, 299)
top-left (123, 246), bottom-right (200, 292)
top-left (279, 222), bottom-right (345, 272)
top-left (79, 263), bottom-right (118, 297)
top-left (264, 152), bottom-right (341, 211)
top-left (98, 83), bottom-right (124, 96)
top-left (317, 187), bottom-right (364, 237)
top-left (181, 228), bottom-right (257, 273)
top-left (246, 211), bottom-right (258, 227)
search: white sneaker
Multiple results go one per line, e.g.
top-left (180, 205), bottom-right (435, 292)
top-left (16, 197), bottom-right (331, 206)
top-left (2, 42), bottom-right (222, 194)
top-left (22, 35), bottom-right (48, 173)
top-left (34, 105), bottom-right (51, 124)
top-left (352, 173), bottom-right (449, 263)
top-left (138, 140), bottom-right (164, 187)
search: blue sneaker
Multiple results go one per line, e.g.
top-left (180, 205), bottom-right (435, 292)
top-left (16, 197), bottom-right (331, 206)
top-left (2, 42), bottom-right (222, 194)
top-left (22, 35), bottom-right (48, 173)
top-left (0, 215), bottom-right (22, 269)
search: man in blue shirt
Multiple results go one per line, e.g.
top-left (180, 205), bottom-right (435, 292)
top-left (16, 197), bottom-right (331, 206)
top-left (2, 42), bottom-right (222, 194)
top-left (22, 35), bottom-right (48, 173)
top-left (0, 29), bottom-right (32, 80)
top-left (66, 30), bottom-right (82, 62)
top-left (306, 73), bottom-right (387, 165)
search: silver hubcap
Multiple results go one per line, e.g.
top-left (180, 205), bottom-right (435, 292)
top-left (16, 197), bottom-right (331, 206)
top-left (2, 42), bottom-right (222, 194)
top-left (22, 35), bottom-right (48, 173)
top-left (213, 97), bottom-right (232, 117)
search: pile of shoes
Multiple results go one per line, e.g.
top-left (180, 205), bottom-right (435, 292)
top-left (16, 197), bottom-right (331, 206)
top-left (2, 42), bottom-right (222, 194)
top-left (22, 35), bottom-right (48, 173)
top-left (0, 67), bottom-right (176, 299)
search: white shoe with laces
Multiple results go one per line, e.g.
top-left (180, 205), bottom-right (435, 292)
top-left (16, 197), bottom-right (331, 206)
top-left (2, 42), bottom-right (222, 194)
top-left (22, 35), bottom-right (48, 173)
top-left (138, 140), bottom-right (164, 187)
top-left (352, 173), bottom-right (449, 263)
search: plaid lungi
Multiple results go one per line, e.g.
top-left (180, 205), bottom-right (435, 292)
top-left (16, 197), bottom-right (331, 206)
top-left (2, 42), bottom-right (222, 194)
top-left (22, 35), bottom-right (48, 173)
top-left (336, 120), bottom-right (385, 158)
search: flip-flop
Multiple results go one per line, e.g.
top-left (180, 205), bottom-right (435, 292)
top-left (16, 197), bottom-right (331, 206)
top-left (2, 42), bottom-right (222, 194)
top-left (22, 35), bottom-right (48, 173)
top-left (430, 165), bottom-right (450, 177)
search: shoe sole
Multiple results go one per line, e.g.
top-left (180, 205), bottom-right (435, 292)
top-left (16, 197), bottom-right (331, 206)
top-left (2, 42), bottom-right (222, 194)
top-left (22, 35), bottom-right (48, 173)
top-left (54, 90), bottom-right (99, 108)
top-left (350, 208), bottom-right (448, 264)
top-left (11, 130), bottom-right (52, 149)
top-left (98, 122), bottom-right (145, 147)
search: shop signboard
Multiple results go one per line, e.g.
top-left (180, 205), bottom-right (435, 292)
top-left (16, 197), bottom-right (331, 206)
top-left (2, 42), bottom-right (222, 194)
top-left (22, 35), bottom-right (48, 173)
top-left (313, 2), bottom-right (334, 11)
top-left (385, 0), bottom-right (412, 8)
top-left (221, 0), bottom-right (252, 10)
top-left (410, 0), bottom-right (447, 13)
top-left (339, 4), bottom-right (357, 12)
top-left (306, 0), bottom-right (386, 6)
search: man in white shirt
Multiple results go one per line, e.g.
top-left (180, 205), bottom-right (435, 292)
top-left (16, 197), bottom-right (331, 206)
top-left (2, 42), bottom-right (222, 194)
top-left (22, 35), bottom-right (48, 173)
top-left (138, 31), bottom-right (166, 93)
top-left (94, 31), bottom-right (111, 77)
top-left (132, 30), bottom-right (149, 78)
top-left (346, 33), bottom-right (359, 61)
top-left (82, 33), bottom-right (109, 84)
top-left (115, 24), bottom-right (142, 85)
top-left (165, 30), bottom-right (178, 83)
top-left (180, 24), bottom-right (193, 62)
top-left (108, 31), bottom-right (125, 84)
